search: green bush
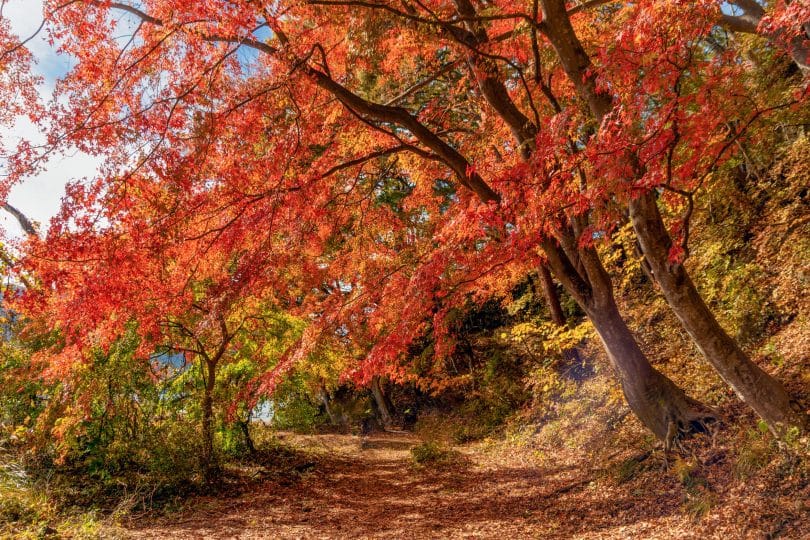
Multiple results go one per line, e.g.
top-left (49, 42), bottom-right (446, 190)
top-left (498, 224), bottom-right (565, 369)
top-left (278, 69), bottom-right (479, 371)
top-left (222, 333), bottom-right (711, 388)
top-left (271, 399), bottom-right (321, 432)
top-left (410, 441), bottom-right (451, 466)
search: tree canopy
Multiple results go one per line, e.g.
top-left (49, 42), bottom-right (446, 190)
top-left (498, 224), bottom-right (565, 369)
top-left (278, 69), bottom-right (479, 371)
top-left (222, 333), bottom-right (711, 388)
top-left (1, 0), bottom-right (808, 446)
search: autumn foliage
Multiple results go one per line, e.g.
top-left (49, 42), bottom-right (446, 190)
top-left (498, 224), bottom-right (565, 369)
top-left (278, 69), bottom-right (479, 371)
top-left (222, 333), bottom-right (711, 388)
top-left (0, 0), bottom-right (808, 482)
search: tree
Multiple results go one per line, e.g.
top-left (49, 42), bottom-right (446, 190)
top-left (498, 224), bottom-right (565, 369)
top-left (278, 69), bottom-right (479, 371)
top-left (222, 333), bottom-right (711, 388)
top-left (531, 0), bottom-right (806, 433)
top-left (7, 0), bottom-right (807, 445)
top-left (718, 0), bottom-right (809, 75)
top-left (38, 0), bottom-right (706, 444)
top-left (14, 159), bottom-right (320, 479)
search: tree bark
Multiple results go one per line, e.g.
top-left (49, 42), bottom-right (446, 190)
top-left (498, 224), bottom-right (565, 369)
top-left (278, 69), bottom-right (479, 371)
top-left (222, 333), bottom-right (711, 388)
top-left (629, 192), bottom-right (807, 433)
top-left (537, 264), bottom-right (567, 327)
top-left (238, 418), bottom-right (256, 455)
top-left (201, 358), bottom-right (219, 482)
top-left (370, 375), bottom-right (394, 428)
top-left (534, 264), bottom-right (583, 366)
top-left (585, 288), bottom-right (711, 443)
top-left (318, 386), bottom-right (340, 426)
top-left (541, 238), bottom-right (713, 442)
top-left (539, 0), bottom-right (806, 435)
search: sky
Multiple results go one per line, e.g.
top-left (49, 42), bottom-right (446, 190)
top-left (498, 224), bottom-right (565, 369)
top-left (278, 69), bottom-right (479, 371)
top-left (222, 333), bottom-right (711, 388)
top-left (0, 2), bottom-right (270, 240)
top-left (0, 1), bottom-right (748, 241)
top-left (0, 0), bottom-right (100, 239)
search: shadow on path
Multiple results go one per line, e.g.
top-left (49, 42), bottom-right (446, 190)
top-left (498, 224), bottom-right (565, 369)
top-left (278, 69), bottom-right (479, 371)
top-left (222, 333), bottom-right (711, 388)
top-left (125, 432), bottom-right (682, 539)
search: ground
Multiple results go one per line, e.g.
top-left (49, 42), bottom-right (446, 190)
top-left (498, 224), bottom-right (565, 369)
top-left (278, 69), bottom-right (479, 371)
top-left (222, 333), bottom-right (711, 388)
top-left (119, 430), bottom-right (808, 539)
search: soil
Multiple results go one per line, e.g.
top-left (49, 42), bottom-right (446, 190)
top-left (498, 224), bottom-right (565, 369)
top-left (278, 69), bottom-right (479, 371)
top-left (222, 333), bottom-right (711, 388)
top-left (119, 431), bottom-right (809, 539)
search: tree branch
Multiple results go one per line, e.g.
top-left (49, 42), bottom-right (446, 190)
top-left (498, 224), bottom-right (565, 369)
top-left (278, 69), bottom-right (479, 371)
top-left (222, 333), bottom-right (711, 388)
top-left (318, 144), bottom-right (435, 179)
top-left (384, 60), bottom-right (461, 105)
top-left (107, 1), bottom-right (164, 25)
top-left (2, 203), bottom-right (37, 237)
top-left (566, 0), bottom-right (615, 17)
top-left (719, 13), bottom-right (761, 34)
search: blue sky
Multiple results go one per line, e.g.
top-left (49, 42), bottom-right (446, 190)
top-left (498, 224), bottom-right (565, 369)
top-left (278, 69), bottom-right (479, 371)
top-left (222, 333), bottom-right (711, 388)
top-left (1, 2), bottom-right (273, 240)
top-left (1, 1), bottom-right (751, 240)
top-left (1, 0), bottom-right (99, 240)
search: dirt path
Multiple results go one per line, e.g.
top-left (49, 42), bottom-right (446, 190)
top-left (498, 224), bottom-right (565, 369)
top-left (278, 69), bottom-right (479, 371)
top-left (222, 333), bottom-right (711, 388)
top-left (122, 432), bottom-right (703, 539)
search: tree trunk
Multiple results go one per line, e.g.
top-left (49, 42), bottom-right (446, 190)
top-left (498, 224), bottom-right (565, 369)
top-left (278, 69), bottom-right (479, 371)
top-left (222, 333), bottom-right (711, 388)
top-left (370, 375), bottom-right (394, 428)
top-left (585, 292), bottom-right (712, 444)
top-left (446, 0), bottom-right (710, 444)
top-left (629, 192), bottom-right (807, 433)
top-left (238, 406), bottom-right (256, 455)
top-left (535, 264), bottom-right (582, 366)
top-left (537, 264), bottom-right (566, 327)
top-left (541, 238), bottom-right (713, 443)
top-left (538, 0), bottom-right (805, 435)
top-left (201, 358), bottom-right (219, 482)
top-left (238, 419), bottom-right (256, 455)
top-left (318, 386), bottom-right (340, 426)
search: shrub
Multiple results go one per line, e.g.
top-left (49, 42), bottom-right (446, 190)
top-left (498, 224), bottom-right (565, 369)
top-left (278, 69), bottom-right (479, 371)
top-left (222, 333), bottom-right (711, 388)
top-left (683, 490), bottom-right (717, 522)
top-left (735, 427), bottom-right (776, 479)
top-left (410, 441), bottom-right (451, 466)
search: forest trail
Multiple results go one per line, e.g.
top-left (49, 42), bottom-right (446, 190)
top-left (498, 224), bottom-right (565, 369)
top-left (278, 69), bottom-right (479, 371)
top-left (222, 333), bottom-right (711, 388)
top-left (122, 432), bottom-right (696, 539)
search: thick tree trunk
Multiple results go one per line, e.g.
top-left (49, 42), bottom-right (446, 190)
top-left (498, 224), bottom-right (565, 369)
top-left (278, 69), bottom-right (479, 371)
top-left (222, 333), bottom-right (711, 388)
top-left (541, 239), bottom-right (713, 443)
top-left (629, 192), bottom-right (807, 433)
top-left (584, 292), bottom-right (712, 444)
top-left (370, 375), bottom-right (394, 428)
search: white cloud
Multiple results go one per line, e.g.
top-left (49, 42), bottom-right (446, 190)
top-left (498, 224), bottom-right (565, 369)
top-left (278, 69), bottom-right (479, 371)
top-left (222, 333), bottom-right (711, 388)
top-left (1, 0), bottom-right (101, 239)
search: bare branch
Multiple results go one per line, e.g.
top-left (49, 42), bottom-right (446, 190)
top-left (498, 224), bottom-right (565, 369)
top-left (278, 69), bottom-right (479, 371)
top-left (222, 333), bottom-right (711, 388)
top-left (2, 203), bottom-right (37, 237)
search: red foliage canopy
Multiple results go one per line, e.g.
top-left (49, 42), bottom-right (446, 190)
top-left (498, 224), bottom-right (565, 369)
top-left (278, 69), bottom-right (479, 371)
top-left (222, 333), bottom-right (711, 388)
top-left (4, 0), bottom-right (807, 394)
